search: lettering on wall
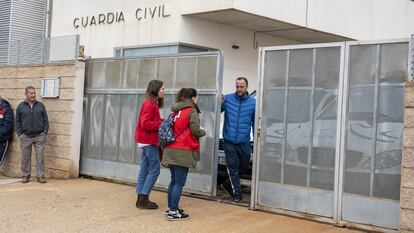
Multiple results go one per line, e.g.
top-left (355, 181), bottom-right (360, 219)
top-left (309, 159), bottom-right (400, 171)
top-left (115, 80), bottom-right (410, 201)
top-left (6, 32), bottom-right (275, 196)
top-left (73, 12), bottom-right (124, 28)
top-left (135, 5), bottom-right (170, 20)
top-left (73, 5), bottom-right (171, 29)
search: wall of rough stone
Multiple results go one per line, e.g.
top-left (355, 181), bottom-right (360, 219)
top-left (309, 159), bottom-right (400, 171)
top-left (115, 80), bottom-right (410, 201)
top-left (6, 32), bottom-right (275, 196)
top-left (402, 81), bottom-right (414, 233)
top-left (0, 61), bottom-right (85, 178)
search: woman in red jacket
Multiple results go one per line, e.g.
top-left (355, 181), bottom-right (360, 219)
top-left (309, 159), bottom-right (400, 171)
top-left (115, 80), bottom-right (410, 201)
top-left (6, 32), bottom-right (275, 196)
top-left (135, 79), bottom-right (165, 209)
top-left (162, 88), bottom-right (206, 220)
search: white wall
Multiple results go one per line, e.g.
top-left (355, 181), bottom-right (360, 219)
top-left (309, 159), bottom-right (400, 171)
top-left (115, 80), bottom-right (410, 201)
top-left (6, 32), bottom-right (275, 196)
top-left (51, 0), bottom-right (414, 92)
top-left (179, 16), bottom-right (297, 93)
top-left (307, 0), bottom-right (414, 40)
top-left (182, 0), bottom-right (414, 40)
top-left (51, 0), bottom-right (181, 57)
top-left (51, 0), bottom-right (298, 92)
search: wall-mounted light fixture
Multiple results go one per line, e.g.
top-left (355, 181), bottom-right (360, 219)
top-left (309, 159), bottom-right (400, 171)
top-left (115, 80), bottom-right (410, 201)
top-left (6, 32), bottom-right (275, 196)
top-left (232, 42), bottom-right (239, 49)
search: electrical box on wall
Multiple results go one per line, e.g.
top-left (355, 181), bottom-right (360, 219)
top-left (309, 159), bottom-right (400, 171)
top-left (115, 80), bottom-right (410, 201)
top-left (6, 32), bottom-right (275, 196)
top-left (41, 77), bottom-right (60, 98)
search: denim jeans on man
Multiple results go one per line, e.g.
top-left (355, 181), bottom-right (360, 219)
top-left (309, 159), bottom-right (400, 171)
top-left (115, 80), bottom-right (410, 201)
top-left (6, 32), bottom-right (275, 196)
top-left (224, 141), bottom-right (251, 195)
top-left (168, 165), bottom-right (189, 211)
top-left (136, 145), bottom-right (160, 195)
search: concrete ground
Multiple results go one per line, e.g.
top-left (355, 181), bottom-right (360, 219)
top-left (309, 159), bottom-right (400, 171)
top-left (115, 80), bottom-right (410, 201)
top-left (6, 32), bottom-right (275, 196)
top-left (0, 177), bottom-right (362, 233)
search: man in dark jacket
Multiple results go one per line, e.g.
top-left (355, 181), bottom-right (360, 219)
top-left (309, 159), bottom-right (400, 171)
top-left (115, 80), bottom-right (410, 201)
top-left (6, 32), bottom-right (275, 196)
top-left (221, 77), bottom-right (255, 202)
top-left (16, 86), bottom-right (49, 183)
top-left (0, 95), bottom-right (14, 165)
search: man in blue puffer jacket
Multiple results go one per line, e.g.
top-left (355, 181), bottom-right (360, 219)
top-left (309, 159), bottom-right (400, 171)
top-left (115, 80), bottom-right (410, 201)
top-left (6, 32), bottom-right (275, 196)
top-left (0, 95), bottom-right (14, 165)
top-left (221, 77), bottom-right (255, 202)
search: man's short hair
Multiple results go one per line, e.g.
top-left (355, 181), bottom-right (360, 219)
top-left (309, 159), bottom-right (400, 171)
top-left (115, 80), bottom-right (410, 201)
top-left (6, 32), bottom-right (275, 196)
top-left (236, 77), bottom-right (248, 87)
top-left (25, 86), bottom-right (35, 93)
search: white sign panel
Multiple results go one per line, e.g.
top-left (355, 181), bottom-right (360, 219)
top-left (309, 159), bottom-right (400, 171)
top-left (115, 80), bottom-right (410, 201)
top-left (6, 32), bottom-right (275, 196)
top-left (41, 77), bottom-right (60, 98)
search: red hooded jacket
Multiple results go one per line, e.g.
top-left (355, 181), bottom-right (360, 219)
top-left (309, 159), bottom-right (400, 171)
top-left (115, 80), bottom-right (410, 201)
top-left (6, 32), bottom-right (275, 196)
top-left (134, 98), bottom-right (163, 145)
top-left (164, 107), bottom-right (200, 152)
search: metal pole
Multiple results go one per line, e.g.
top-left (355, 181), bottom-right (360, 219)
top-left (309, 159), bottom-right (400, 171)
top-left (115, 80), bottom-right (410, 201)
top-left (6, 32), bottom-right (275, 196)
top-left (281, 50), bottom-right (290, 184)
top-left (369, 45), bottom-right (381, 196)
top-left (306, 48), bottom-right (317, 187)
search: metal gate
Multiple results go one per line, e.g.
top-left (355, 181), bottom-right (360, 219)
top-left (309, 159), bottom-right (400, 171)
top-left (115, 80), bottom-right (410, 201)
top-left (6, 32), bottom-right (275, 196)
top-left (81, 52), bottom-right (223, 196)
top-left (253, 39), bottom-right (408, 229)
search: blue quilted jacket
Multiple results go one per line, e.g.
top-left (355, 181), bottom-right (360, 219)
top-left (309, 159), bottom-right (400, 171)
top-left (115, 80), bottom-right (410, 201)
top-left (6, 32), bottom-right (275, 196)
top-left (221, 92), bottom-right (255, 144)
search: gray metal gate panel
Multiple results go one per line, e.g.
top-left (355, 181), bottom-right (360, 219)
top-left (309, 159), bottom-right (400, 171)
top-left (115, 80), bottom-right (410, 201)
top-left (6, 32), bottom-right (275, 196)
top-left (253, 43), bottom-right (344, 219)
top-left (340, 39), bottom-right (408, 229)
top-left (81, 52), bottom-right (223, 197)
top-left (253, 39), bottom-right (408, 230)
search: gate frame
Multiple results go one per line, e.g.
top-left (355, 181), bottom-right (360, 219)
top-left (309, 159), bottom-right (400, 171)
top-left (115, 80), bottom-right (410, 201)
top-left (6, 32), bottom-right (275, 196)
top-left (251, 38), bottom-right (409, 232)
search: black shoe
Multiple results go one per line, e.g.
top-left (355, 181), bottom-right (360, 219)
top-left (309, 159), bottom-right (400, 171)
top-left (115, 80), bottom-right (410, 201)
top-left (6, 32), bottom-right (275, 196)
top-left (37, 177), bottom-right (47, 183)
top-left (166, 210), bottom-right (189, 221)
top-left (165, 208), bottom-right (184, 216)
top-left (220, 182), bottom-right (234, 198)
top-left (233, 193), bottom-right (242, 203)
top-left (22, 176), bottom-right (30, 183)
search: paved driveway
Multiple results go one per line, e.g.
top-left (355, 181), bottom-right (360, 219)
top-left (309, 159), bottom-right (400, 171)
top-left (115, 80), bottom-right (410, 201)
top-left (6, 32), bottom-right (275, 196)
top-left (0, 177), bottom-right (361, 233)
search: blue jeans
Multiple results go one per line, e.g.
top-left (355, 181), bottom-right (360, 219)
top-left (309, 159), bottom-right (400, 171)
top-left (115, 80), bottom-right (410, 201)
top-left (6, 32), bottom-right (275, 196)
top-left (136, 145), bottom-right (160, 195)
top-left (224, 141), bottom-right (251, 195)
top-left (168, 165), bottom-right (189, 211)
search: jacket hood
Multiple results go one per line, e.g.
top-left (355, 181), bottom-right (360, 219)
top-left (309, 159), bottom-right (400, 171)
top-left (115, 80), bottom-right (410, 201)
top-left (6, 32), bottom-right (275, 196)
top-left (0, 99), bottom-right (11, 108)
top-left (171, 100), bottom-right (201, 113)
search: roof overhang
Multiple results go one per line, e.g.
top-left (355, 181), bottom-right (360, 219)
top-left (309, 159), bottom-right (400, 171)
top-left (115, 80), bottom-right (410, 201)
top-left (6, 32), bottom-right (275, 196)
top-left (183, 9), bottom-right (352, 44)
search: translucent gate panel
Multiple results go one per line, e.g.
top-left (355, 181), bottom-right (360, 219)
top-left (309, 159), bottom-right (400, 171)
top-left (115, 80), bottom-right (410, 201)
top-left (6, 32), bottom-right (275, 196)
top-left (196, 56), bottom-right (217, 89)
top-left (373, 42), bottom-right (407, 200)
top-left (257, 45), bottom-right (342, 218)
top-left (106, 60), bottom-right (122, 88)
top-left (259, 50), bottom-right (286, 184)
top-left (342, 42), bottom-right (407, 229)
top-left (284, 49), bottom-right (313, 187)
top-left (157, 58), bottom-right (175, 89)
top-left (118, 95), bottom-right (139, 164)
top-left (81, 52), bottom-right (222, 196)
top-left (310, 47), bottom-right (340, 190)
top-left (86, 61), bottom-right (105, 88)
top-left (85, 94), bottom-right (105, 159)
top-left (132, 94), bottom-right (146, 165)
top-left (194, 94), bottom-right (216, 175)
top-left (102, 95), bottom-right (121, 161)
top-left (124, 60), bottom-right (139, 88)
top-left (374, 86), bottom-right (403, 199)
top-left (176, 57), bottom-right (196, 88)
top-left (138, 59), bottom-right (156, 88)
top-left (344, 45), bottom-right (377, 196)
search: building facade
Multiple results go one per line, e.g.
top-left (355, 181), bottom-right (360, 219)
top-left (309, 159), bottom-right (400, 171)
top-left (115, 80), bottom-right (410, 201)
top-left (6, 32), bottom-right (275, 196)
top-left (1, 0), bottom-right (414, 232)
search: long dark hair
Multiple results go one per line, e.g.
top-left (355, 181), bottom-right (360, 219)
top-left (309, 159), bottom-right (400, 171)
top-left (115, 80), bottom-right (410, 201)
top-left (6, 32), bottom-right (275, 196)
top-left (176, 88), bottom-right (198, 102)
top-left (146, 79), bottom-right (164, 108)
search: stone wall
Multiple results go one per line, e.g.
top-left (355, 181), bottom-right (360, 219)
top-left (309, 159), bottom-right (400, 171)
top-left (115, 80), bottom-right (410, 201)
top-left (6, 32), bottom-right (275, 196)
top-left (402, 81), bottom-right (414, 232)
top-left (0, 61), bottom-right (85, 179)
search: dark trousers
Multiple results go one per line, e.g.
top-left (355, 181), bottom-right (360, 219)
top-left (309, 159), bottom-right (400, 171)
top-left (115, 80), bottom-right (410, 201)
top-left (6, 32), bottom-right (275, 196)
top-left (223, 141), bottom-right (251, 195)
top-left (168, 165), bottom-right (189, 211)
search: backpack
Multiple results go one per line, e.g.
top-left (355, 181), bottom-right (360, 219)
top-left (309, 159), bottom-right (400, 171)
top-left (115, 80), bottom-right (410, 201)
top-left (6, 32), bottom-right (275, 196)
top-left (158, 111), bottom-right (188, 147)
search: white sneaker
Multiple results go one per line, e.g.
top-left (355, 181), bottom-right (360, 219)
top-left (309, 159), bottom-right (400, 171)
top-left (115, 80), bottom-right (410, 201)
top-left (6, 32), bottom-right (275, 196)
top-left (166, 210), bottom-right (189, 221)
